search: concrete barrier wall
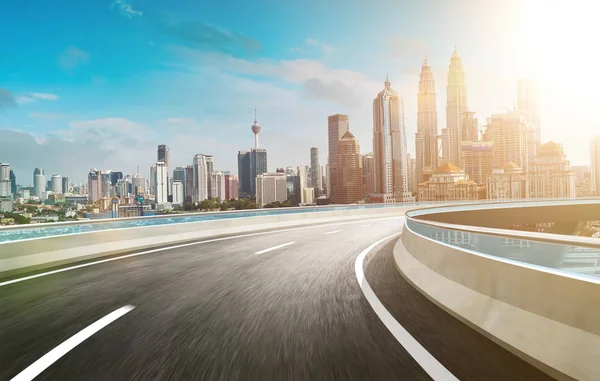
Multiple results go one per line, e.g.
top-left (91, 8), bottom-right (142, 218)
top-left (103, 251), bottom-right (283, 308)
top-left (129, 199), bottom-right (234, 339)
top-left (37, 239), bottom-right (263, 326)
top-left (0, 207), bottom-right (409, 276)
top-left (396, 223), bottom-right (600, 381)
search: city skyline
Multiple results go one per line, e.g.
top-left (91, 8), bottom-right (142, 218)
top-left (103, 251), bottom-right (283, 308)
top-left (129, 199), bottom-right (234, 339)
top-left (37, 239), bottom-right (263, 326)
top-left (0, 1), bottom-right (597, 182)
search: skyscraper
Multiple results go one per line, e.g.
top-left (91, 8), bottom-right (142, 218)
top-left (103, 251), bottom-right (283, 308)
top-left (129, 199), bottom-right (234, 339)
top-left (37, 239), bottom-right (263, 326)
top-left (327, 114), bottom-right (349, 198)
top-left (590, 136), bottom-right (600, 195)
top-left (155, 161), bottom-right (168, 204)
top-left (193, 154), bottom-right (210, 202)
top-left (150, 165), bottom-right (157, 195)
top-left (210, 171), bottom-right (226, 200)
top-left (462, 111), bottom-right (478, 142)
top-left (224, 174), bottom-right (239, 200)
top-left (9, 170), bottom-right (16, 198)
top-left (529, 142), bottom-right (575, 199)
top-left (372, 76), bottom-right (409, 202)
top-left (483, 111), bottom-right (535, 172)
top-left (101, 172), bottom-right (112, 198)
top-left (310, 147), bottom-right (321, 194)
top-left (446, 46), bottom-right (468, 167)
top-left (362, 153), bottom-right (375, 195)
top-left (62, 176), bottom-right (70, 194)
top-left (87, 169), bottom-right (100, 203)
top-left (237, 149), bottom-right (267, 198)
top-left (110, 171), bottom-right (123, 186)
top-left (416, 56), bottom-right (438, 183)
top-left (158, 145), bottom-right (171, 196)
top-left (33, 168), bottom-right (45, 200)
top-left (517, 79), bottom-right (541, 149)
top-left (173, 167), bottom-right (186, 200)
top-left (206, 155), bottom-right (214, 198)
top-left (172, 181), bottom-right (184, 205)
top-left (332, 131), bottom-right (365, 204)
top-left (0, 163), bottom-right (12, 211)
top-left (256, 172), bottom-right (287, 207)
top-left (461, 141), bottom-right (494, 185)
top-left (51, 174), bottom-right (62, 194)
top-left (185, 165), bottom-right (194, 202)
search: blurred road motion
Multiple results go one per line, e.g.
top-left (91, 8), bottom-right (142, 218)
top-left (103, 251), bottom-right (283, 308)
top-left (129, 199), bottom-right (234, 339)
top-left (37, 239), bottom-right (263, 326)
top-left (0, 218), bottom-right (553, 380)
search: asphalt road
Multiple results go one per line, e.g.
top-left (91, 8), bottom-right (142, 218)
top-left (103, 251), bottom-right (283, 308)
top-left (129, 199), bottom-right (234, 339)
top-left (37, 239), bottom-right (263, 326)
top-left (0, 217), bottom-right (555, 380)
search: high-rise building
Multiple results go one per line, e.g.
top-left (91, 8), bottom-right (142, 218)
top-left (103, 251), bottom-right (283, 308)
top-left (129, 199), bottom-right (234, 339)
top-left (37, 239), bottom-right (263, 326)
top-left (462, 111), bottom-right (478, 142)
top-left (51, 174), bottom-right (62, 194)
top-left (286, 174), bottom-right (301, 205)
top-left (591, 135), bottom-right (600, 195)
top-left (416, 56), bottom-right (438, 184)
top-left (33, 168), bottom-right (45, 200)
top-left (155, 161), bottom-right (168, 204)
top-left (418, 162), bottom-right (478, 201)
top-left (9, 170), bottom-right (16, 199)
top-left (256, 172), bottom-right (287, 207)
top-left (88, 169), bottom-right (101, 203)
top-left (529, 142), bottom-right (575, 199)
top-left (150, 165), bottom-right (157, 195)
top-left (372, 77), bottom-right (409, 202)
top-left (210, 171), bottom-right (226, 200)
top-left (173, 167), bottom-right (186, 201)
top-left (115, 179), bottom-right (128, 200)
top-left (185, 165), bottom-right (194, 202)
top-left (362, 153), bottom-right (375, 196)
top-left (321, 164), bottom-right (329, 196)
top-left (101, 172), bottom-right (112, 198)
top-left (406, 154), bottom-right (417, 195)
top-left (237, 149), bottom-right (267, 198)
top-left (517, 79), bottom-right (541, 149)
top-left (487, 163), bottom-right (528, 200)
top-left (205, 155), bottom-right (214, 198)
top-left (172, 181), bottom-right (184, 205)
top-left (328, 114), bottom-right (349, 198)
top-left (109, 171), bottom-right (123, 186)
top-left (332, 131), bottom-right (365, 204)
top-left (132, 173), bottom-right (145, 196)
top-left (461, 141), bottom-right (494, 185)
top-left (224, 174), bottom-right (239, 200)
top-left (0, 163), bottom-right (12, 211)
top-left (446, 47), bottom-right (468, 168)
top-left (310, 147), bottom-right (321, 195)
top-left (483, 111), bottom-right (535, 172)
top-left (158, 145), bottom-right (171, 196)
top-left (62, 176), bottom-right (70, 194)
top-left (193, 154), bottom-right (210, 203)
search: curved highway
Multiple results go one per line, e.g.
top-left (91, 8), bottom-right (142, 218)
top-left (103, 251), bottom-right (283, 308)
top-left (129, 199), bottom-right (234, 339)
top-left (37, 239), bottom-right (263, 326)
top-left (1, 217), bottom-right (554, 380)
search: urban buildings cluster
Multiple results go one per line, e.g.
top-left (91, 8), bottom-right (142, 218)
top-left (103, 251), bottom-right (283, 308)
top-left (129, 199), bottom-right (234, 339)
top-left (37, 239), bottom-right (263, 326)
top-left (2, 46), bottom-right (600, 222)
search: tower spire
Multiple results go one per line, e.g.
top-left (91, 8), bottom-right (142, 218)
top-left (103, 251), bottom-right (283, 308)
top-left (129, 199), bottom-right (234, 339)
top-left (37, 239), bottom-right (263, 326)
top-left (384, 73), bottom-right (391, 88)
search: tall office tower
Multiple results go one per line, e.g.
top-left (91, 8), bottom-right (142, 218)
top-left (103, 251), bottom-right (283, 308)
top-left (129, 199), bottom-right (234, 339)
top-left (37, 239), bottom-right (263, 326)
top-left (33, 168), bottom-right (45, 200)
top-left (462, 111), bottom-right (479, 142)
top-left (0, 163), bottom-right (12, 211)
top-left (210, 171), bottom-right (226, 200)
top-left (173, 167), bottom-right (186, 200)
top-left (310, 147), bottom-right (321, 195)
top-left (529, 142), bottom-right (575, 199)
top-left (51, 174), bottom-right (62, 194)
top-left (461, 141), bottom-right (494, 185)
top-left (193, 154), bottom-right (210, 202)
top-left (185, 165), bottom-right (194, 202)
top-left (590, 136), bottom-right (600, 195)
top-left (158, 144), bottom-right (171, 196)
top-left (321, 164), bottom-right (329, 196)
top-left (150, 165), bottom-right (157, 195)
top-left (62, 176), bottom-right (70, 194)
top-left (256, 172), bottom-right (287, 207)
top-left (517, 79), bottom-right (541, 149)
top-left (297, 166), bottom-right (308, 203)
top-left (327, 114), bottom-right (349, 198)
top-left (362, 152), bottom-right (375, 195)
top-left (332, 131), bottom-right (365, 204)
top-left (154, 161), bottom-right (168, 204)
top-left (87, 169), bottom-right (100, 203)
top-left (115, 179), bottom-right (128, 200)
top-left (206, 155), bottom-right (215, 198)
top-left (101, 172), bottom-right (112, 198)
top-left (224, 174), bottom-right (239, 200)
top-left (132, 173), bottom-right (145, 196)
top-left (237, 149), bottom-right (267, 198)
top-left (372, 77), bottom-right (409, 202)
top-left (172, 181), bottom-right (184, 205)
top-left (9, 170), bottom-right (16, 198)
top-left (446, 46), bottom-right (468, 167)
top-left (406, 154), bottom-right (417, 195)
top-left (109, 172), bottom-right (123, 186)
top-left (416, 56), bottom-right (439, 184)
top-left (483, 111), bottom-right (535, 172)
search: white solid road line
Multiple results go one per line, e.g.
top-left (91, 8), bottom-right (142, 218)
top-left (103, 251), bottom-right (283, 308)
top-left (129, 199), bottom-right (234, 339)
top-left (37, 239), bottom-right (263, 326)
top-left (355, 233), bottom-right (459, 381)
top-left (0, 216), bottom-right (403, 288)
top-left (10, 305), bottom-right (135, 381)
top-left (324, 230), bottom-right (342, 235)
top-left (254, 241), bottom-right (295, 255)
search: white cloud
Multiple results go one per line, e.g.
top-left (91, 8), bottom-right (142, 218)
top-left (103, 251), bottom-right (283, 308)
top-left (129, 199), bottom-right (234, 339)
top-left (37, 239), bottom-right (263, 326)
top-left (111, 0), bottom-right (142, 18)
top-left (58, 47), bottom-right (90, 70)
top-left (16, 92), bottom-right (60, 105)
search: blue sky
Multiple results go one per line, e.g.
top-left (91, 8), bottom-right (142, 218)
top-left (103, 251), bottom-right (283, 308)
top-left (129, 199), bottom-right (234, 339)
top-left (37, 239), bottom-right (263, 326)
top-left (0, 0), bottom-right (595, 183)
